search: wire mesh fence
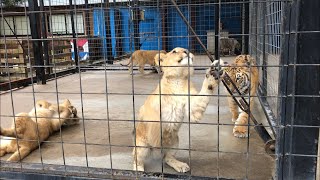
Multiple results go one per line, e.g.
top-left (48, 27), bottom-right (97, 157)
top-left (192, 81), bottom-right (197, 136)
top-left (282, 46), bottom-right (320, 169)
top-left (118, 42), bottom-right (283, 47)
top-left (0, 0), bottom-right (319, 179)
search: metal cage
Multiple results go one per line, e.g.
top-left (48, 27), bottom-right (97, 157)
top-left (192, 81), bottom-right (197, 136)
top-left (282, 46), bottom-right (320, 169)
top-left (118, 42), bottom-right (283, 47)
top-left (0, 0), bottom-right (319, 179)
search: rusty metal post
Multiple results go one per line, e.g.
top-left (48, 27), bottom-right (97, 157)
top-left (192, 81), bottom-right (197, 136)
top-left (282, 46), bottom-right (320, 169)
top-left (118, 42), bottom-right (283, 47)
top-left (28, 0), bottom-right (46, 84)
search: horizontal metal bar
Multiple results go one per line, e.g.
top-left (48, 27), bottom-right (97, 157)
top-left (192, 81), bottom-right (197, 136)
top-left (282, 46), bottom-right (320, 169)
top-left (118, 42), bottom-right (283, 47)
top-left (0, 140), bottom-right (279, 156)
top-left (0, 68), bottom-right (76, 92)
top-left (0, 161), bottom-right (234, 180)
top-left (2, 64), bottom-right (319, 69)
top-left (0, 114), bottom-right (282, 128)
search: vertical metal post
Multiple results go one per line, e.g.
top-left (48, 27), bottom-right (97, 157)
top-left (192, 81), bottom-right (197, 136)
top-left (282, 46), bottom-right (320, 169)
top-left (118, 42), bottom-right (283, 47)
top-left (12, 16), bottom-right (16, 34)
top-left (28, 0), bottom-right (46, 84)
top-left (262, 2), bottom-right (267, 96)
top-left (85, 0), bottom-right (91, 36)
top-left (64, 15), bottom-right (68, 35)
top-left (214, 0), bottom-right (219, 60)
top-left (104, 0), bottom-right (114, 64)
top-left (69, 0), bottom-right (79, 71)
top-left (115, 10), bottom-right (123, 55)
top-left (161, 2), bottom-right (167, 51)
top-left (132, 0), bottom-right (140, 51)
top-left (39, 0), bottom-right (50, 75)
top-left (254, 3), bottom-right (258, 62)
top-left (276, 2), bottom-right (290, 179)
top-left (243, 0), bottom-right (249, 54)
top-left (278, 0), bottom-right (320, 179)
top-left (190, 5), bottom-right (196, 52)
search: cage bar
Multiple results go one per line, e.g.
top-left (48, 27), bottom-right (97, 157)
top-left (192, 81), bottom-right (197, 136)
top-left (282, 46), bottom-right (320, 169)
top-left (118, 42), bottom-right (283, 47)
top-left (0, 0), bottom-right (318, 179)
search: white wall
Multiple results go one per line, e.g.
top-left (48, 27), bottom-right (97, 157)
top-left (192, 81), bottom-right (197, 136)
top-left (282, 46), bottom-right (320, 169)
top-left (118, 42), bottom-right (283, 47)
top-left (15, 16), bottom-right (30, 35)
top-left (0, 13), bottom-right (84, 36)
top-left (66, 13), bottom-right (84, 34)
top-left (50, 14), bottom-right (84, 34)
top-left (50, 14), bottom-right (65, 34)
top-left (0, 17), bottom-right (14, 35)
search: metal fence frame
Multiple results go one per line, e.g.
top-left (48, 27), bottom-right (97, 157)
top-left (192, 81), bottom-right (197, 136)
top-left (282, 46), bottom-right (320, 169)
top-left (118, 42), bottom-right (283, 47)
top-left (249, 0), bottom-right (320, 179)
top-left (1, 0), bottom-right (319, 179)
top-left (276, 1), bottom-right (320, 179)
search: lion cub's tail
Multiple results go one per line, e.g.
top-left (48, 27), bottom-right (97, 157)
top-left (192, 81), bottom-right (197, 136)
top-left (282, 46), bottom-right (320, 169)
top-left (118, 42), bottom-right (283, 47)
top-left (120, 56), bottom-right (133, 66)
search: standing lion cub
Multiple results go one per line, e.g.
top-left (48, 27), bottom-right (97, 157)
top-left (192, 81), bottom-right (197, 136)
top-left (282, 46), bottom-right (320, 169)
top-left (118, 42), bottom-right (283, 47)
top-left (121, 50), bottom-right (167, 75)
top-left (132, 47), bottom-right (225, 173)
top-left (0, 99), bottom-right (79, 161)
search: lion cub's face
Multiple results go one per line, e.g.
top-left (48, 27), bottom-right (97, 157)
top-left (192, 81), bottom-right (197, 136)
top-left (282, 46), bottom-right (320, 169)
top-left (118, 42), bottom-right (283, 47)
top-left (158, 47), bottom-right (195, 78)
top-left (51, 99), bottom-right (80, 126)
top-left (31, 99), bottom-right (80, 126)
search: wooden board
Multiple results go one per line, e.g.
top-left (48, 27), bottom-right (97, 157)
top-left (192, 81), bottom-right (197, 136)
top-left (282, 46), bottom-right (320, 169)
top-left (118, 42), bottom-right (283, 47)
top-left (0, 58), bottom-right (25, 64)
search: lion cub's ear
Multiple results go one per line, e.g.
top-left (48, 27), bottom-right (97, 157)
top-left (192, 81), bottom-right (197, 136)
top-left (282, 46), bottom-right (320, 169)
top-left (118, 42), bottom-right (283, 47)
top-left (36, 100), bottom-right (51, 108)
top-left (62, 99), bottom-right (71, 106)
top-left (154, 53), bottom-right (166, 66)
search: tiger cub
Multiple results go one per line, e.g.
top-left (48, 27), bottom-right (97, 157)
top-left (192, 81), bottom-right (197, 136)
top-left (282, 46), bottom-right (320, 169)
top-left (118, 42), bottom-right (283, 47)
top-left (216, 55), bottom-right (259, 138)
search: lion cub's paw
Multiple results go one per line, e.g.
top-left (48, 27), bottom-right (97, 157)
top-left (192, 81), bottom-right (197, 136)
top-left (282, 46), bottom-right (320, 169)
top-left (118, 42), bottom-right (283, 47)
top-left (205, 59), bottom-right (228, 90)
top-left (206, 59), bottom-right (228, 80)
top-left (233, 125), bottom-right (249, 138)
top-left (212, 59), bottom-right (228, 67)
top-left (0, 149), bottom-right (5, 157)
top-left (210, 59), bottom-right (228, 79)
top-left (172, 161), bottom-right (190, 173)
top-left (133, 164), bottom-right (145, 172)
top-left (190, 113), bottom-right (201, 123)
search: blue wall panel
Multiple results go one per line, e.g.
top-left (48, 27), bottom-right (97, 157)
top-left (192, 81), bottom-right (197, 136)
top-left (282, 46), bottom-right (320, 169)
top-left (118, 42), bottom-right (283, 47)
top-left (109, 9), bottom-right (117, 57)
top-left (220, 5), bottom-right (242, 34)
top-left (93, 9), bottom-right (107, 58)
top-left (194, 5), bottom-right (242, 52)
top-left (93, 5), bottom-right (242, 55)
top-left (167, 5), bottom-right (190, 50)
top-left (119, 7), bottom-right (163, 53)
top-left (119, 8), bottom-right (133, 54)
top-left (195, 5), bottom-right (215, 53)
top-left (139, 8), bottom-right (162, 50)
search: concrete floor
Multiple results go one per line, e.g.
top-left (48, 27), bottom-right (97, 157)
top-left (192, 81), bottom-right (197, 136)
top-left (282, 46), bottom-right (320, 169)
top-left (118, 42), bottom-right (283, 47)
top-left (0, 56), bottom-right (274, 179)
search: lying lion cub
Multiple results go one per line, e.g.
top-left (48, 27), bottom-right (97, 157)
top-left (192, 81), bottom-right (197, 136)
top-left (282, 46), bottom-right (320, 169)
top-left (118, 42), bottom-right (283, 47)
top-left (121, 50), bottom-right (167, 75)
top-left (133, 47), bottom-right (225, 172)
top-left (0, 99), bottom-right (79, 161)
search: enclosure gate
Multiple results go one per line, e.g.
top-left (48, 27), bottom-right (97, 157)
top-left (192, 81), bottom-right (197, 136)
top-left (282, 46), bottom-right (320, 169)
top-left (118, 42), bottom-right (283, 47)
top-left (1, 0), bottom-right (319, 179)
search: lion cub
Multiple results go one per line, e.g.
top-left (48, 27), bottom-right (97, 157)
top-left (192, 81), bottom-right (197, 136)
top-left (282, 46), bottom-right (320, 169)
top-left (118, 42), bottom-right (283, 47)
top-left (0, 99), bottom-right (79, 161)
top-left (154, 52), bottom-right (167, 73)
top-left (133, 47), bottom-right (225, 173)
top-left (121, 50), bottom-right (167, 74)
